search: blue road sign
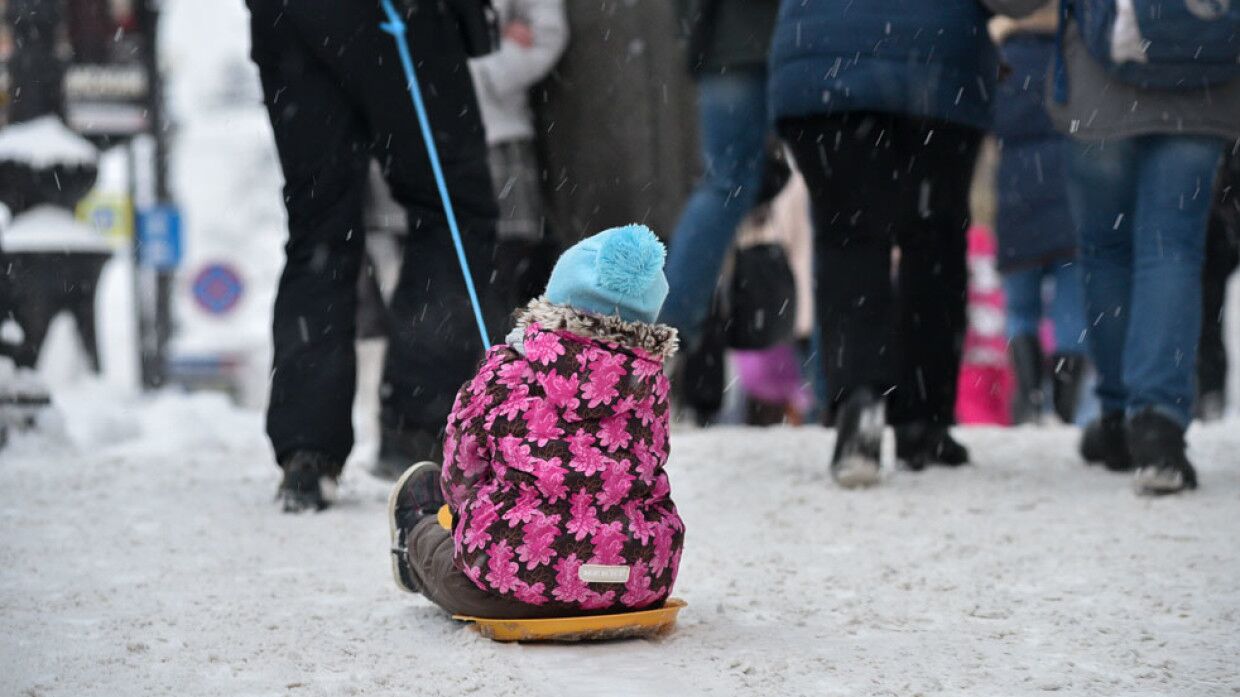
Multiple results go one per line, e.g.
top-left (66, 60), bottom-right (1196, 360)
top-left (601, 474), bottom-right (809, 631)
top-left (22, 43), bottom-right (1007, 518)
top-left (137, 205), bottom-right (183, 270)
top-left (192, 263), bottom-right (244, 315)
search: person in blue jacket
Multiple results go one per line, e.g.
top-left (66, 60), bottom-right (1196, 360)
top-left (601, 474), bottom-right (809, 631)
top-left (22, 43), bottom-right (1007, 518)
top-left (769, 0), bottom-right (1042, 487)
top-left (991, 12), bottom-right (1088, 426)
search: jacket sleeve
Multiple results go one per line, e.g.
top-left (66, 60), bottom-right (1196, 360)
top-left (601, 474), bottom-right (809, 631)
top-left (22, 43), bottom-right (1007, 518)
top-left (978, 0), bottom-right (1050, 19)
top-left (468, 0), bottom-right (568, 99)
top-left (441, 383), bottom-right (487, 513)
top-left (440, 351), bottom-right (511, 513)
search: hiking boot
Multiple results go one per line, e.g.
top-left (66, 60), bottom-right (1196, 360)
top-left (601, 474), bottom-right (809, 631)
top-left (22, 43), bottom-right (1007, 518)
top-left (372, 427), bottom-right (443, 480)
top-left (388, 461), bottom-right (445, 593)
top-left (1128, 409), bottom-right (1198, 495)
top-left (895, 422), bottom-right (970, 471)
top-left (277, 450), bottom-right (341, 513)
top-left (1080, 412), bottom-right (1133, 472)
top-left (830, 388), bottom-right (884, 488)
top-left (1050, 353), bottom-right (1085, 424)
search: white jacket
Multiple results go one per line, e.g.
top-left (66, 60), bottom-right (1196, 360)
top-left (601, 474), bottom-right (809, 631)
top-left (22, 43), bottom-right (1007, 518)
top-left (468, 0), bottom-right (568, 146)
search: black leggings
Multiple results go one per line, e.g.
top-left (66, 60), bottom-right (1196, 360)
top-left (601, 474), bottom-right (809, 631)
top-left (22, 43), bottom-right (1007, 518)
top-left (780, 112), bottom-right (981, 425)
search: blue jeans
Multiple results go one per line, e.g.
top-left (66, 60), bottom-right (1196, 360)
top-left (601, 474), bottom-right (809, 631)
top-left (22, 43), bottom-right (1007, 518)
top-left (1002, 261), bottom-right (1087, 353)
top-left (1066, 135), bottom-right (1225, 427)
top-left (659, 71), bottom-right (768, 348)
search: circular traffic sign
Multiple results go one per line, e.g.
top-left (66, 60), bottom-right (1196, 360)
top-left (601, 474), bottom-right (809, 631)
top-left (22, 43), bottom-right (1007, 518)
top-left (192, 263), bottom-right (244, 315)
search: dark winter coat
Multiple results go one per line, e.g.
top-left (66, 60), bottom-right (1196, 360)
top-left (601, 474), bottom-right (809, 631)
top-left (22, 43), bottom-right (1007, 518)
top-left (993, 34), bottom-right (1076, 272)
top-left (442, 299), bottom-right (684, 613)
top-left (767, 0), bottom-right (1043, 129)
top-left (676, 0), bottom-right (780, 75)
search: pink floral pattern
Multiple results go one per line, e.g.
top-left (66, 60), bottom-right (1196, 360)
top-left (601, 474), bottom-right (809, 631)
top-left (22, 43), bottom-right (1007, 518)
top-left (443, 320), bottom-right (684, 612)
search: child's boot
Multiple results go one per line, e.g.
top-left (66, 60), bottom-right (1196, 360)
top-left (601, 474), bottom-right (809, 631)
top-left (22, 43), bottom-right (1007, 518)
top-left (388, 461), bottom-right (446, 593)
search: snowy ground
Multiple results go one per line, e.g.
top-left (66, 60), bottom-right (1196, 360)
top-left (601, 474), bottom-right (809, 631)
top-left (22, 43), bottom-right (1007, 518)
top-left (3, 387), bottom-right (1239, 697)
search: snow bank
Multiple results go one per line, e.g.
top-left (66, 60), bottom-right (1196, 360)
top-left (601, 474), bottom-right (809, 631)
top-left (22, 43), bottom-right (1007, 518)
top-left (2, 389), bottom-right (1238, 696)
top-left (1, 205), bottom-right (113, 253)
top-left (0, 115), bottom-right (99, 168)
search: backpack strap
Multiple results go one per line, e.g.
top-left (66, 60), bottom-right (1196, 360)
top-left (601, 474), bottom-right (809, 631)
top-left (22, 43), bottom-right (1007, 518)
top-left (1053, 0), bottom-right (1072, 103)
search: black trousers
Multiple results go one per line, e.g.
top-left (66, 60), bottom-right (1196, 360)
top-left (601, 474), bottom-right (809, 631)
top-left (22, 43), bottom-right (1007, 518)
top-left (780, 112), bottom-right (982, 425)
top-left (248, 0), bottom-right (500, 466)
top-left (1199, 153), bottom-right (1240, 398)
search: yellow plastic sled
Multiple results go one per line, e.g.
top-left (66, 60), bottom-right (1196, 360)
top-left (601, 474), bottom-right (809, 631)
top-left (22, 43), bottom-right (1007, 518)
top-left (454, 598), bottom-right (686, 642)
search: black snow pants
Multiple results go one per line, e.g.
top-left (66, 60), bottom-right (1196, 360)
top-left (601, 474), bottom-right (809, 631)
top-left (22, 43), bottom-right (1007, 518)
top-left (780, 112), bottom-right (982, 426)
top-left (1199, 152), bottom-right (1240, 401)
top-left (247, 0), bottom-right (500, 467)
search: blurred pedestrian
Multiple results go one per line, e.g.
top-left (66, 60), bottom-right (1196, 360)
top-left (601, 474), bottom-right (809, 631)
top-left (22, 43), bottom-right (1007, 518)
top-left (770, 0), bottom-right (1045, 486)
top-left (246, 0), bottom-right (500, 511)
top-left (1198, 152), bottom-right (1240, 421)
top-left (659, 0), bottom-right (780, 350)
top-left (470, 0), bottom-right (568, 304)
top-left (990, 7), bottom-right (1088, 425)
top-left (732, 169), bottom-right (815, 426)
top-left (1033, 0), bottom-right (1240, 493)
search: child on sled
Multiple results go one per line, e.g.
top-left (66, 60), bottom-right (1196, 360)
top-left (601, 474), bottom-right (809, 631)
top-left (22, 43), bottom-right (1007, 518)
top-left (388, 224), bottom-right (685, 619)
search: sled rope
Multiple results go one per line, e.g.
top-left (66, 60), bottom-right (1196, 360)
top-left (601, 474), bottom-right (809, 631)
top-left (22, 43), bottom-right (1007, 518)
top-left (380, 0), bottom-right (492, 348)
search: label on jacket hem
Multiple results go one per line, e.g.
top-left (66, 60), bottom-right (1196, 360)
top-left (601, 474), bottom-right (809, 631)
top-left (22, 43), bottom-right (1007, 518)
top-left (578, 564), bottom-right (630, 584)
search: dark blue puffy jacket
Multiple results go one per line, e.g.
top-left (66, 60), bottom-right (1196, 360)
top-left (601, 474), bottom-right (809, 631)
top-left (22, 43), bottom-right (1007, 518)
top-left (768, 0), bottom-right (1000, 129)
top-left (993, 34), bottom-right (1076, 272)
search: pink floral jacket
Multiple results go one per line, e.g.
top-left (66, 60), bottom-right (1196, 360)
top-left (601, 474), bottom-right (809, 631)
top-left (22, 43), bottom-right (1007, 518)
top-left (442, 298), bottom-right (684, 612)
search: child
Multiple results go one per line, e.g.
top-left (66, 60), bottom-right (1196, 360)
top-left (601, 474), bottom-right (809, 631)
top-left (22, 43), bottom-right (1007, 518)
top-left (387, 224), bottom-right (685, 619)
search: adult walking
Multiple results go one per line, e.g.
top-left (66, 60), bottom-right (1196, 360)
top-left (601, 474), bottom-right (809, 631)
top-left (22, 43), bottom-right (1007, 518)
top-left (1197, 152), bottom-right (1240, 421)
top-left (246, 0), bottom-right (500, 511)
top-left (659, 0), bottom-right (780, 350)
top-left (991, 8), bottom-right (1088, 425)
top-left (469, 0), bottom-right (568, 305)
top-left (1034, 0), bottom-right (1240, 493)
top-left (769, 0), bottom-right (1044, 486)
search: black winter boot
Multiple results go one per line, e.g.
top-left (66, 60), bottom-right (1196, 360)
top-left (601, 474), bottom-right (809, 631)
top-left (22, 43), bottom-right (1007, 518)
top-left (388, 462), bottom-right (445, 593)
top-left (1079, 412), bottom-right (1133, 472)
top-left (895, 422), bottom-right (971, 471)
top-left (1009, 334), bottom-right (1045, 424)
top-left (372, 427), bottom-right (443, 481)
top-left (277, 450), bottom-right (341, 513)
top-left (1050, 353), bottom-right (1085, 424)
top-left (830, 388), bottom-right (884, 488)
top-left (1128, 409), bottom-right (1198, 495)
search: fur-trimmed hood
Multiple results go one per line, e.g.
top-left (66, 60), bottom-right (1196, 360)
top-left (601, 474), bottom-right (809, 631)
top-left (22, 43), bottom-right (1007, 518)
top-left (507, 297), bottom-right (679, 360)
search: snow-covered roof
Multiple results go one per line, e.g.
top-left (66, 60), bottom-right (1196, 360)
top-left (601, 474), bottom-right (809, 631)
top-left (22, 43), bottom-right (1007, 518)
top-left (1, 205), bottom-right (113, 253)
top-left (0, 115), bottom-right (99, 168)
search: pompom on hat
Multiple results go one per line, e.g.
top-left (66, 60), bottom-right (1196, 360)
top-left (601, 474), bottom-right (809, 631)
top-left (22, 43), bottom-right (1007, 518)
top-left (543, 224), bottom-right (669, 324)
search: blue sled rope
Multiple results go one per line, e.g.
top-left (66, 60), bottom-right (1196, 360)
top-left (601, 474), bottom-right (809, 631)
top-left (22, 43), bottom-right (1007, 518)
top-left (380, 0), bottom-right (491, 348)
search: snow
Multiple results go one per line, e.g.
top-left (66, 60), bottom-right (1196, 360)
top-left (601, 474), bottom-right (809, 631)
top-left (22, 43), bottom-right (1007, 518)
top-left (0, 115), bottom-right (99, 168)
top-left (1, 205), bottom-right (114, 253)
top-left (3, 386), bottom-right (1239, 696)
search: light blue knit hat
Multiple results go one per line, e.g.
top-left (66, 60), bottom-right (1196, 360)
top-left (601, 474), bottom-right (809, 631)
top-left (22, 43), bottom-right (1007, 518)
top-left (544, 224), bottom-right (669, 324)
